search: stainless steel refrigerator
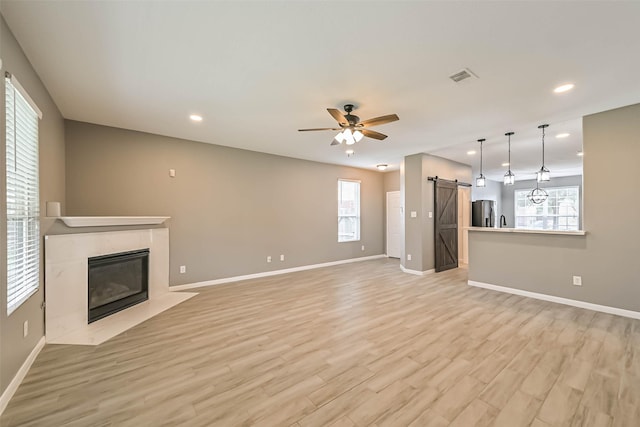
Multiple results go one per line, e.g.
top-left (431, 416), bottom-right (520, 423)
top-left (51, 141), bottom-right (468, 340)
top-left (472, 200), bottom-right (496, 227)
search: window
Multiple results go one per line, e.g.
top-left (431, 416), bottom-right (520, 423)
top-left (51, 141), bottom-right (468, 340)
top-left (6, 74), bottom-right (41, 315)
top-left (514, 186), bottom-right (580, 231)
top-left (338, 179), bottom-right (360, 242)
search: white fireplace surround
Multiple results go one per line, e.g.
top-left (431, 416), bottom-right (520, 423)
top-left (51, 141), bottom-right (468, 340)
top-left (45, 228), bottom-right (196, 345)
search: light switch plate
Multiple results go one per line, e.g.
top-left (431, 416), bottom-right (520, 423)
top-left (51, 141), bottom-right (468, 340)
top-left (411, 211), bottom-right (417, 218)
top-left (428, 212), bottom-right (433, 218)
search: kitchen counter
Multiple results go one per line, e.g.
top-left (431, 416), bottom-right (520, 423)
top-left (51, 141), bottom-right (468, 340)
top-left (466, 227), bottom-right (586, 236)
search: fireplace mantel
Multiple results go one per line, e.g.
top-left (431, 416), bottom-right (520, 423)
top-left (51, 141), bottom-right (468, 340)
top-left (58, 216), bottom-right (170, 227)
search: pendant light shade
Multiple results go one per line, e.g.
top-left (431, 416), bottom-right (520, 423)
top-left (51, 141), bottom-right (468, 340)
top-left (503, 132), bottom-right (515, 185)
top-left (536, 124), bottom-right (551, 182)
top-left (476, 138), bottom-right (486, 187)
top-left (537, 166), bottom-right (550, 182)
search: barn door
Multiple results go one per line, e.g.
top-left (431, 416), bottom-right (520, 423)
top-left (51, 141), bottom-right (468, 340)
top-left (434, 179), bottom-right (458, 272)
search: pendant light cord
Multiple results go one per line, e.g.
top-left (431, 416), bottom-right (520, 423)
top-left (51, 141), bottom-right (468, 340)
top-left (542, 125), bottom-right (545, 167)
top-left (508, 134), bottom-right (511, 169)
top-left (480, 140), bottom-right (483, 175)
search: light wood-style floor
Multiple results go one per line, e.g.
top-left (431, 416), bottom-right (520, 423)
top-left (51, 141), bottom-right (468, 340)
top-left (2, 259), bottom-right (639, 426)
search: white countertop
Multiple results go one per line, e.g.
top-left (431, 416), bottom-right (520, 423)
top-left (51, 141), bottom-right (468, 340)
top-left (466, 227), bottom-right (586, 236)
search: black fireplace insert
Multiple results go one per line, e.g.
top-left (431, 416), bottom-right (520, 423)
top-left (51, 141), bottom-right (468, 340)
top-left (88, 249), bottom-right (149, 323)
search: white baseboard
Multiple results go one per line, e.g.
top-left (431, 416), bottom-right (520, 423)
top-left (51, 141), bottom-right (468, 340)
top-left (400, 265), bottom-right (435, 276)
top-left (170, 255), bottom-right (386, 291)
top-left (468, 280), bottom-right (640, 320)
top-left (0, 336), bottom-right (45, 415)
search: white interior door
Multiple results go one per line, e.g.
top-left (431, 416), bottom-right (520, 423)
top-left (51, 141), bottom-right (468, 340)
top-left (386, 191), bottom-right (402, 258)
top-left (457, 187), bottom-right (471, 264)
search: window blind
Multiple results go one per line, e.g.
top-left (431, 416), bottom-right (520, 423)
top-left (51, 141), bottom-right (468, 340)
top-left (6, 74), bottom-right (41, 315)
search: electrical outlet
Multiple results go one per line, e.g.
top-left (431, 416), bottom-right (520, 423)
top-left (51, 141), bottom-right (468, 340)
top-left (280, 254), bottom-right (284, 261)
top-left (169, 169), bottom-right (176, 177)
top-left (361, 245), bottom-right (365, 251)
top-left (411, 211), bottom-right (417, 218)
top-left (573, 276), bottom-right (582, 286)
top-left (179, 265), bottom-right (186, 274)
top-left (23, 320), bottom-right (28, 338)
top-left (267, 256), bottom-right (272, 263)
top-left (407, 254), bottom-right (412, 261)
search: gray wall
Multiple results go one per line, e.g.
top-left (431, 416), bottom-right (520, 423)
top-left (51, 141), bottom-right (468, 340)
top-left (382, 170), bottom-right (400, 254)
top-left (65, 121), bottom-right (384, 286)
top-left (469, 103), bottom-right (640, 312)
top-left (0, 16), bottom-right (66, 397)
top-left (500, 175), bottom-right (583, 229)
top-left (403, 154), bottom-right (472, 272)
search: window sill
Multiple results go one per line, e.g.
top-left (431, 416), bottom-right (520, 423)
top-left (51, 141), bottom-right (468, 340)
top-left (466, 227), bottom-right (586, 236)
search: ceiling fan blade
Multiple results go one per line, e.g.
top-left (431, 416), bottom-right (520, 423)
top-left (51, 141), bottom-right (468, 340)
top-left (327, 108), bottom-right (349, 125)
top-left (360, 114), bottom-right (399, 127)
top-left (298, 127), bottom-right (342, 132)
top-left (330, 139), bottom-right (341, 146)
top-left (362, 129), bottom-right (388, 140)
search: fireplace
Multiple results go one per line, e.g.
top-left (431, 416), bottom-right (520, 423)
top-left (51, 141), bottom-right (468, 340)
top-left (88, 249), bottom-right (149, 323)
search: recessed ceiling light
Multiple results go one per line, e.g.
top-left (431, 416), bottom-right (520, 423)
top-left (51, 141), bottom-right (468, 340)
top-left (553, 83), bottom-right (575, 93)
top-left (467, 150), bottom-right (476, 155)
top-left (501, 162), bottom-right (510, 167)
top-left (376, 164), bottom-right (388, 171)
top-left (189, 114), bottom-right (203, 122)
top-left (556, 133), bottom-right (570, 138)
top-left (577, 151), bottom-right (584, 157)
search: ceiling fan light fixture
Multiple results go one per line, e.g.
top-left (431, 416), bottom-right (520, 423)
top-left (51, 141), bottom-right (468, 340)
top-left (345, 149), bottom-right (354, 157)
top-left (342, 128), bottom-right (356, 145)
top-left (299, 104), bottom-right (398, 146)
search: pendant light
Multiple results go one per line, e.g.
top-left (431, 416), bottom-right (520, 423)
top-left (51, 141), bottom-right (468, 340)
top-left (527, 181), bottom-right (548, 204)
top-left (503, 132), bottom-right (515, 185)
top-left (536, 124), bottom-right (551, 182)
top-left (475, 138), bottom-right (486, 187)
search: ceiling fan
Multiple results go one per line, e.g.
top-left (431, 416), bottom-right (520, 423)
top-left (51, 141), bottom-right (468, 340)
top-left (298, 104), bottom-right (399, 146)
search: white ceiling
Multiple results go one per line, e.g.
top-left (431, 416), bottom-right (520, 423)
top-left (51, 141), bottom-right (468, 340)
top-left (2, 1), bottom-right (639, 173)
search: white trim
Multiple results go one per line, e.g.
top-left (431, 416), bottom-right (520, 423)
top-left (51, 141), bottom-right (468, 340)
top-left (400, 265), bottom-right (435, 276)
top-left (0, 337), bottom-right (45, 415)
top-left (468, 280), bottom-right (640, 320)
top-left (8, 74), bottom-right (43, 119)
top-left (170, 255), bottom-right (386, 291)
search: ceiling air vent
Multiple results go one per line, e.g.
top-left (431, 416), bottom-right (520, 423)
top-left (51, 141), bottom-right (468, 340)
top-left (449, 68), bottom-right (478, 83)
